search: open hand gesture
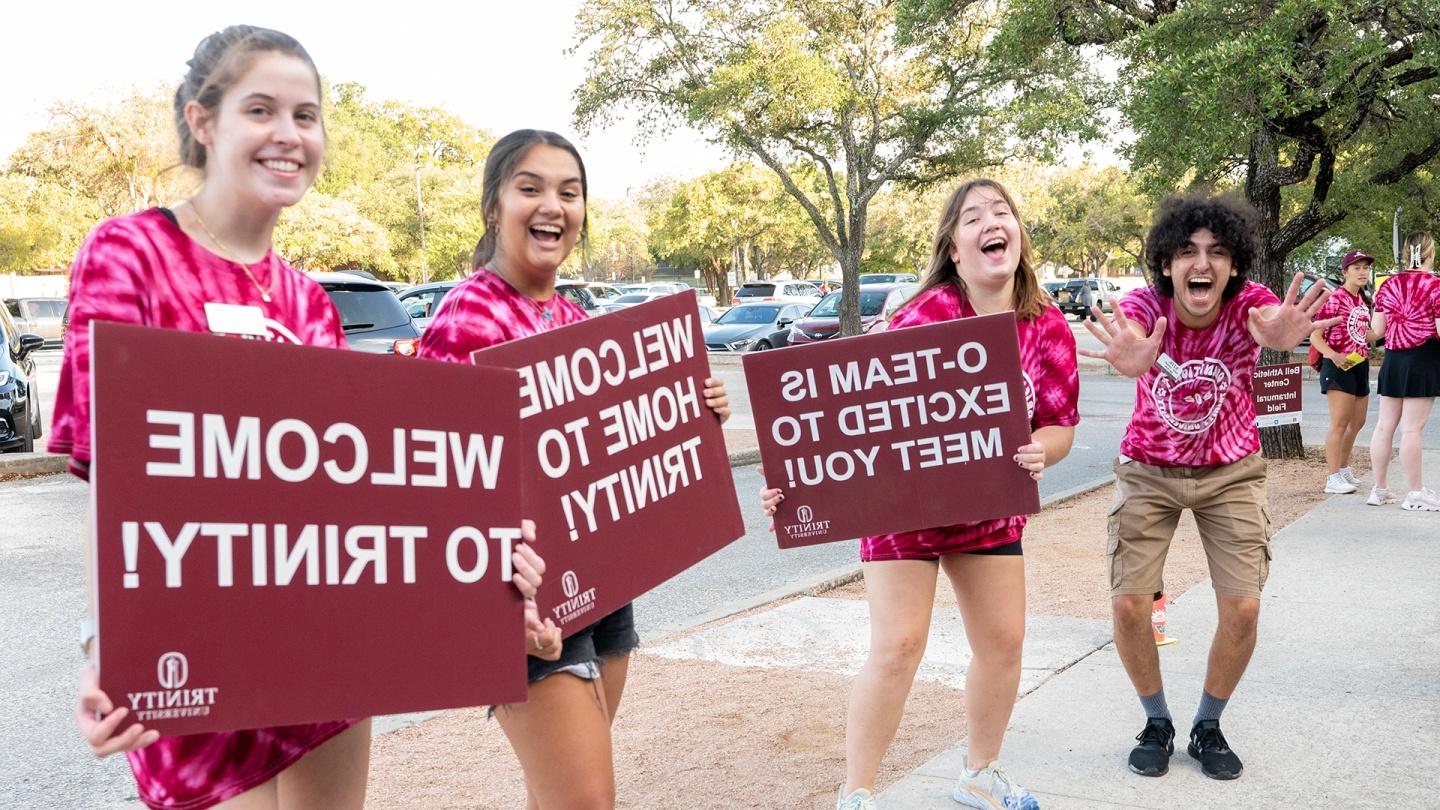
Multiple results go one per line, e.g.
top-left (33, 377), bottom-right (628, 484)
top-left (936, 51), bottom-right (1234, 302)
top-left (1078, 306), bottom-right (1168, 378)
top-left (1248, 273), bottom-right (1341, 350)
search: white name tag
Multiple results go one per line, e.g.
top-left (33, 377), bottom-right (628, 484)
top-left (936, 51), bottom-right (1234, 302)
top-left (1155, 353), bottom-right (1183, 381)
top-left (204, 302), bottom-right (268, 337)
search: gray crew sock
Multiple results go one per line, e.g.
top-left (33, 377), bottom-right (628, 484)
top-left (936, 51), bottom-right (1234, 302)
top-left (1194, 690), bottom-right (1229, 726)
top-left (1138, 689), bottom-right (1171, 722)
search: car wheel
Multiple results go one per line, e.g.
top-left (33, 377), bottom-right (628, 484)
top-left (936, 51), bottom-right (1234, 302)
top-left (752, 340), bottom-right (772, 352)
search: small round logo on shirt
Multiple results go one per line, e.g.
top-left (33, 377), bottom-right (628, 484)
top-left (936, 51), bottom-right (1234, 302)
top-left (1021, 371), bottom-right (1036, 421)
top-left (1346, 306), bottom-right (1370, 345)
top-left (1151, 358), bottom-right (1232, 435)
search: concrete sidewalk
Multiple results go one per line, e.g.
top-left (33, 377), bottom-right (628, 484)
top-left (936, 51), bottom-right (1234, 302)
top-left (881, 456), bottom-right (1440, 809)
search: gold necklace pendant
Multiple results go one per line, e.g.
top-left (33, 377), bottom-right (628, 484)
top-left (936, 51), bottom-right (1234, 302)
top-left (188, 202), bottom-right (275, 303)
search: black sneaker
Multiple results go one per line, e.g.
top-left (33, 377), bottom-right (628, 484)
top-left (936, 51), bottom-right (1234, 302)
top-left (1128, 717), bottom-right (1175, 776)
top-left (1188, 719), bottom-right (1243, 780)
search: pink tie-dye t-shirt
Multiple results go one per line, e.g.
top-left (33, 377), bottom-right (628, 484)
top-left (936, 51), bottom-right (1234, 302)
top-left (1372, 271), bottom-right (1440, 351)
top-left (861, 285), bottom-right (1080, 560)
top-left (416, 268), bottom-right (587, 363)
top-left (51, 209), bottom-right (346, 476)
top-left (49, 209), bottom-right (355, 810)
top-left (1118, 281), bottom-right (1279, 468)
top-left (1314, 286), bottom-right (1371, 358)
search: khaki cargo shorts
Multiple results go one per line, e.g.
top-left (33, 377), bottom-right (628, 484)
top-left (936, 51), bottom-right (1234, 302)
top-left (1106, 453), bottom-right (1273, 599)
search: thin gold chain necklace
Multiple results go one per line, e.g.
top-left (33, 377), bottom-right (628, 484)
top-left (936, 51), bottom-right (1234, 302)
top-left (189, 203), bottom-right (275, 303)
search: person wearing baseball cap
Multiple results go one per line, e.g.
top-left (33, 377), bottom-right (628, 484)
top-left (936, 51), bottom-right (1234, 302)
top-left (1311, 250), bottom-right (1375, 494)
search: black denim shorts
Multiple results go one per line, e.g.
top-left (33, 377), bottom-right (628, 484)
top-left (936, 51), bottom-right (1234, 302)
top-left (527, 603), bottom-right (640, 682)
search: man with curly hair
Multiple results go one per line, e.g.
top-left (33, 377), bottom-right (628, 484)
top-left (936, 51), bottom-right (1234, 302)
top-left (1080, 193), bottom-right (1339, 781)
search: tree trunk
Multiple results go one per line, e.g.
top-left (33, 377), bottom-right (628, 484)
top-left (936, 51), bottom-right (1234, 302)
top-left (837, 235), bottom-right (864, 335)
top-left (1247, 141), bottom-right (1307, 459)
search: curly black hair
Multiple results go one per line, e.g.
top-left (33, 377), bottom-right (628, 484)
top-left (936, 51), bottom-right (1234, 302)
top-left (1144, 193), bottom-right (1258, 300)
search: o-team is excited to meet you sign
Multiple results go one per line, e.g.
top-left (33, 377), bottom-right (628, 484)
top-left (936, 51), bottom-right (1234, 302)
top-left (744, 313), bottom-right (1039, 548)
top-left (90, 322), bottom-right (528, 736)
top-left (470, 292), bottom-right (745, 637)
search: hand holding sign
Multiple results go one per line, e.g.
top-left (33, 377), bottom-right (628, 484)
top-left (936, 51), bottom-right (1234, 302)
top-left (77, 665), bottom-right (160, 758)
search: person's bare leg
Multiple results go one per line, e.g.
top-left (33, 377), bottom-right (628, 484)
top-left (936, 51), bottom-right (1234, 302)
top-left (1324, 390), bottom-right (1355, 474)
top-left (273, 719), bottom-right (371, 809)
top-left (1369, 396), bottom-right (1403, 490)
top-left (1340, 394), bottom-right (1369, 469)
top-left (1398, 397), bottom-right (1436, 492)
top-left (940, 553), bottom-right (1026, 769)
top-left (1202, 595), bottom-right (1261, 699)
top-left (843, 560), bottom-right (938, 796)
top-left (1113, 594), bottom-right (1162, 697)
top-left (498, 674), bottom-right (616, 809)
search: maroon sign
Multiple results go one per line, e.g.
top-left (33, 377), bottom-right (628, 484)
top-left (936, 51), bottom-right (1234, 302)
top-left (1253, 362), bottom-right (1304, 427)
top-left (470, 292), bottom-right (744, 637)
top-left (91, 322), bottom-right (527, 736)
top-left (744, 313), bottom-right (1038, 548)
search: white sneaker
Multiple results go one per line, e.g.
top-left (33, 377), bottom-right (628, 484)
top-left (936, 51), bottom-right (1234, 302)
top-left (1367, 486), bottom-right (1399, 506)
top-left (1324, 473), bottom-right (1357, 494)
top-left (1401, 488), bottom-right (1440, 511)
top-left (1340, 467), bottom-right (1361, 485)
top-left (837, 786), bottom-right (876, 810)
top-left (953, 762), bottom-right (1040, 810)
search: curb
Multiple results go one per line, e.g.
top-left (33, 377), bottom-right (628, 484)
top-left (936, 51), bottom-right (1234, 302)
top-left (0, 452), bottom-right (67, 477)
top-left (647, 472), bottom-right (1119, 643)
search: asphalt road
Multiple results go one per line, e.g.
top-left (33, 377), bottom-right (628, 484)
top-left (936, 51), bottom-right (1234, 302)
top-left (0, 349), bottom-right (1369, 808)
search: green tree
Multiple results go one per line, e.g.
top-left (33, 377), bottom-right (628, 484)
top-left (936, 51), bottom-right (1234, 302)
top-left (273, 192), bottom-right (398, 275)
top-left (575, 0), bottom-right (1099, 333)
top-left (582, 197), bottom-right (653, 282)
top-left (0, 175), bottom-right (104, 273)
top-left (1028, 166), bottom-right (1147, 278)
top-left (6, 88), bottom-right (195, 216)
top-left (1006, 0), bottom-right (1440, 457)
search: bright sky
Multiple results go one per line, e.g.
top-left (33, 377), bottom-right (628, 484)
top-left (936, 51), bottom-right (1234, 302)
top-left (0, 2), bottom-right (730, 199)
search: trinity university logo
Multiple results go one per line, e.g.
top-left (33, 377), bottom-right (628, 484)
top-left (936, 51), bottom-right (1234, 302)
top-left (1346, 306), bottom-right (1370, 345)
top-left (551, 570), bottom-right (598, 626)
top-left (157, 652), bottom-right (188, 689)
top-left (127, 651), bottom-right (220, 722)
top-left (1151, 358), bottom-right (1232, 435)
top-left (782, 505), bottom-right (832, 542)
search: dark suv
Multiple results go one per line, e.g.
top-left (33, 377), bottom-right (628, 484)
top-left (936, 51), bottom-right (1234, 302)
top-left (0, 304), bottom-right (45, 452)
top-left (310, 272), bottom-right (422, 354)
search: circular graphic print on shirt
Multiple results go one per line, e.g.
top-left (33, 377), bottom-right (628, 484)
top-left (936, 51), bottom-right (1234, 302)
top-left (236, 318), bottom-right (304, 345)
top-left (1021, 370), bottom-right (1036, 421)
top-left (1346, 306), bottom-right (1370, 345)
top-left (1150, 358), bottom-right (1232, 435)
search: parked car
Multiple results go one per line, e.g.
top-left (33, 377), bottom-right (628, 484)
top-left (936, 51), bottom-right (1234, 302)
top-left (610, 292), bottom-right (669, 307)
top-left (1042, 281), bottom-right (1068, 301)
top-left (1055, 277), bottom-right (1123, 319)
top-left (0, 304), bottom-right (44, 453)
top-left (702, 302), bottom-right (810, 353)
top-left (311, 272), bottom-right (423, 354)
top-left (555, 281), bottom-right (601, 314)
top-left (4, 297), bottom-right (66, 348)
top-left (585, 282), bottom-right (625, 302)
top-left (730, 280), bottom-right (824, 307)
top-left (397, 279), bottom-right (460, 331)
top-left (859, 272), bottom-right (918, 285)
top-left (787, 283), bottom-right (919, 345)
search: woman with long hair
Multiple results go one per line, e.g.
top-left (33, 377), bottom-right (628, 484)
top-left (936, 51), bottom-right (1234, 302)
top-left (53, 28), bottom-right (548, 809)
top-left (1312, 250), bottom-right (1374, 494)
top-left (1367, 232), bottom-right (1440, 510)
top-left (416, 128), bottom-right (730, 808)
top-left (765, 178), bottom-right (1078, 810)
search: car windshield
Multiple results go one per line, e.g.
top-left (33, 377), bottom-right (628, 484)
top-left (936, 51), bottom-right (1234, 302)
top-left (716, 305), bottom-right (782, 324)
top-left (859, 274), bottom-right (895, 284)
top-left (736, 284), bottom-right (775, 297)
top-left (323, 285), bottom-right (412, 331)
top-left (808, 291), bottom-right (888, 318)
top-left (615, 294), bottom-right (651, 304)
